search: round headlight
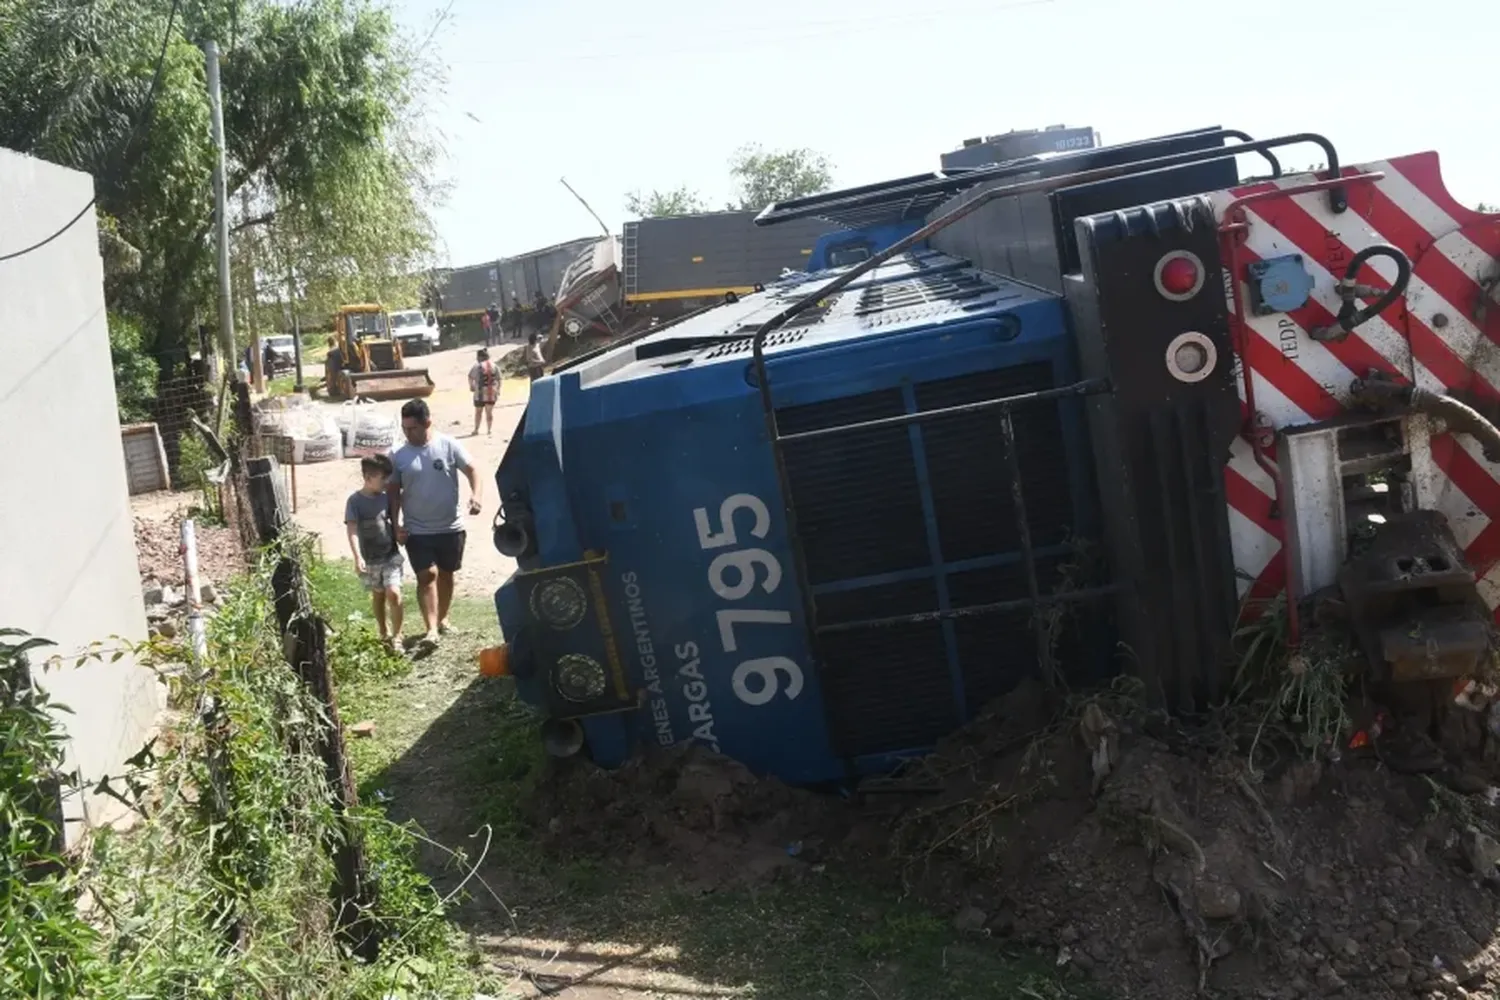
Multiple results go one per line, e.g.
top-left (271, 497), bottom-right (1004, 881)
top-left (555, 654), bottom-right (607, 702)
top-left (530, 577), bottom-right (587, 630)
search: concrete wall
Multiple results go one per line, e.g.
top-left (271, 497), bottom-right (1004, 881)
top-left (0, 148), bottom-right (161, 842)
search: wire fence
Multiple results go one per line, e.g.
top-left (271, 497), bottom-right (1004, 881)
top-left (117, 347), bottom-right (217, 491)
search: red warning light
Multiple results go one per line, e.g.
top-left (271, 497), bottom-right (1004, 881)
top-left (1154, 250), bottom-right (1205, 301)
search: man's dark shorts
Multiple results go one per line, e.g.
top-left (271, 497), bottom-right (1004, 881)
top-left (405, 531), bottom-right (466, 574)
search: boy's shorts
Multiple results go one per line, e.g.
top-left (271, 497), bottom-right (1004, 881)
top-left (359, 553), bottom-right (405, 592)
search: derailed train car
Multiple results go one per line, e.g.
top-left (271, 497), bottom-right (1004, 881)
top-left (432, 237), bottom-right (598, 322)
top-left (487, 125), bottom-right (1500, 790)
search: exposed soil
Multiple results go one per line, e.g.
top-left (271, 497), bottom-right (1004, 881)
top-left (131, 493), bottom-right (247, 591)
top-left (532, 744), bottom-right (852, 895)
top-left (534, 678), bottom-right (1500, 1000)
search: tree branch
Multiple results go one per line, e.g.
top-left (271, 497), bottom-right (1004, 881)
top-left (231, 211), bottom-right (276, 234)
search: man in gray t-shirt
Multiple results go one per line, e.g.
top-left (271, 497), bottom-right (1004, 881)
top-left (389, 398), bottom-right (482, 648)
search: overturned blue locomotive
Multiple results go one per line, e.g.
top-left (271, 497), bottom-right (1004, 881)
top-left (484, 125), bottom-right (1499, 786)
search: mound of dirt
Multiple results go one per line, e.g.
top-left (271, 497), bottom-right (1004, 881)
top-left (531, 744), bottom-right (851, 893)
top-left (536, 679), bottom-right (1500, 999)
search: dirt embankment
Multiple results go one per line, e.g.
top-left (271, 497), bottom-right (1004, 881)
top-left (534, 677), bottom-right (1500, 1000)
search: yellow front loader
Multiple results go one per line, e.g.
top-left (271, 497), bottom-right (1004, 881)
top-left (324, 304), bottom-right (435, 401)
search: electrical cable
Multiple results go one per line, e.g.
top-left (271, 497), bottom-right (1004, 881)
top-left (0, 0), bottom-right (183, 263)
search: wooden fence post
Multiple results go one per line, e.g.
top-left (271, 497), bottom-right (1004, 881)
top-left (245, 454), bottom-right (379, 958)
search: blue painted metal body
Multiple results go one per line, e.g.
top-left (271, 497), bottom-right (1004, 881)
top-left (805, 221), bottom-right (925, 271)
top-left (494, 250), bottom-right (1095, 785)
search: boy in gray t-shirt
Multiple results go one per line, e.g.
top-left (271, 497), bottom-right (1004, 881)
top-left (344, 454), bottom-right (405, 651)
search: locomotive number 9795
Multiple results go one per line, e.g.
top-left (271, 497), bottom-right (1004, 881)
top-left (692, 493), bottom-right (805, 707)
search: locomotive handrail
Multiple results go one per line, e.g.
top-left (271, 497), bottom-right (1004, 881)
top-left (754, 128), bottom-right (1289, 226)
top-left (750, 130), bottom-right (1345, 388)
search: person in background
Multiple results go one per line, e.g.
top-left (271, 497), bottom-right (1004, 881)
top-left (468, 347), bottom-right (499, 437)
top-left (485, 302), bottom-right (501, 346)
top-left (526, 332), bottom-right (546, 382)
top-left (389, 398), bottom-right (482, 651)
top-left (509, 295), bottom-right (524, 339)
top-left (480, 308), bottom-right (493, 347)
top-left (344, 454), bottom-right (405, 652)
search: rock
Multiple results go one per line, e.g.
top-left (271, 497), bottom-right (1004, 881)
top-left (1330, 934), bottom-right (1359, 959)
top-left (143, 585), bottom-right (166, 606)
top-left (1388, 970), bottom-right (1410, 988)
top-left (1448, 770), bottom-right (1490, 796)
top-left (1460, 828), bottom-right (1500, 878)
top-left (1397, 918), bottom-right (1422, 940)
top-left (1316, 962), bottom-right (1347, 991)
top-left (1197, 881), bottom-right (1243, 920)
top-left (1388, 947), bottom-right (1413, 969)
top-left (1374, 920), bottom-right (1396, 945)
top-left (200, 582), bottom-right (219, 604)
top-left (1058, 923), bottom-right (1080, 945)
top-left (152, 620), bottom-right (178, 640)
top-left (348, 719), bottom-right (377, 738)
top-left (162, 585), bottom-right (182, 606)
top-left (953, 906), bottom-right (987, 933)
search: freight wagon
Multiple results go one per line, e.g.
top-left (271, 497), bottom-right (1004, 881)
top-left (432, 236), bottom-right (599, 323)
top-left (622, 210), bottom-right (845, 319)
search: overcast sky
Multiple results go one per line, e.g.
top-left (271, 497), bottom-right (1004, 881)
top-left (396, 0), bottom-right (1496, 268)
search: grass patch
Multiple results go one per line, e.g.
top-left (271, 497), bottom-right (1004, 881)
top-left (266, 374), bottom-right (301, 397)
top-left (1, 553), bottom-right (492, 999)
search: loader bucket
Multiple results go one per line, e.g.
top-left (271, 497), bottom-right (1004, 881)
top-left (345, 367), bottom-right (435, 401)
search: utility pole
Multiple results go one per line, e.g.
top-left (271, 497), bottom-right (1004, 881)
top-left (204, 41), bottom-right (237, 382)
top-left (241, 187), bottom-right (263, 392)
top-left (286, 261), bottom-right (305, 392)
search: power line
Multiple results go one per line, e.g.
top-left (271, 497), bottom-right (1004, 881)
top-left (0, 0), bottom-right (183, 264)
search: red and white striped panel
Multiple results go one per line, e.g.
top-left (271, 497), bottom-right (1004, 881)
top-left (1204, 154), bottom-right (1500, 617)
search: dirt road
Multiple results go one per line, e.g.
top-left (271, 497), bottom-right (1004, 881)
top-left (286, 344), bottom-right (531, 599)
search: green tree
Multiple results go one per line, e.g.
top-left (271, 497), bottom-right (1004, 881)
top-left (0, 0), bottom-right (442, 358)
top-left (728, 144), bottom-right (833, 211)
top-left (108, 313), bottom-right (160, 423)
top-left (625, 185), bottom-right (706, 218)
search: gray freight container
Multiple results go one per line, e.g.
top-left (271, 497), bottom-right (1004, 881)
top-left (434, 236), bottom-right (598, 316)
top-left (623, 210), bottom-right (840, 303)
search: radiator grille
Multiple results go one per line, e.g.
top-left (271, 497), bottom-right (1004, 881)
top-left (777, 362), bottom-right (1080, 756)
